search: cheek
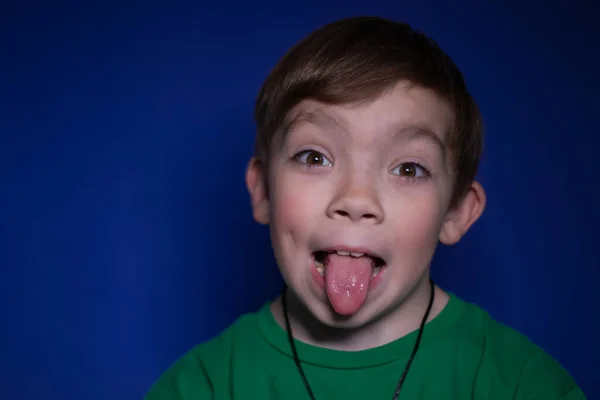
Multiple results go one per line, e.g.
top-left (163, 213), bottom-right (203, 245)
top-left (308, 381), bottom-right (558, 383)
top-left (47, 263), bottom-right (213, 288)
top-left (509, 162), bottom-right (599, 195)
top-left (270, 172), bottom-right (323, 236)
top-left (273, 195), bottom-right (304, 230)
top-left (269, 174), bottom-right (325, 279)
top-left (389, 193), bottom-right (446, 252)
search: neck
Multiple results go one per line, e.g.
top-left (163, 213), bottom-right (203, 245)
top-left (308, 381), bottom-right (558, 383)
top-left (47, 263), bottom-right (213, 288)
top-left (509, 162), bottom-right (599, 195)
top-left (271, 276), bottom-right (449, 351)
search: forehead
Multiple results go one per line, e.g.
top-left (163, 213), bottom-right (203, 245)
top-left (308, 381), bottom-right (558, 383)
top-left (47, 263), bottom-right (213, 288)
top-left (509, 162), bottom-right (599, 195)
top-left (282, 82), bottom-right (454, 145)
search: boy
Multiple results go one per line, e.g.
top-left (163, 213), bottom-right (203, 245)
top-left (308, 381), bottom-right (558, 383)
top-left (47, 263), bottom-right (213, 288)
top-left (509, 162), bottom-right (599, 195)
top-left (146, 17), bottom-right (585, 399)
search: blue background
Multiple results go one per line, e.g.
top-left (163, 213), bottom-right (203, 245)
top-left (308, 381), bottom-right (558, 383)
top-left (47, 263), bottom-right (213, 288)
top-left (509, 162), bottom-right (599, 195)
top-left (1, 1), bottom-right (598, 399)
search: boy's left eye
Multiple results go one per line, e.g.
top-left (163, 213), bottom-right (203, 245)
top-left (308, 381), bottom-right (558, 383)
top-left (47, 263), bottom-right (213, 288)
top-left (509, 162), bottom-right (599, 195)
top-left (391, 162), bottom-right (429, 178)
top-left (294, 150), bottom-right (333, 167)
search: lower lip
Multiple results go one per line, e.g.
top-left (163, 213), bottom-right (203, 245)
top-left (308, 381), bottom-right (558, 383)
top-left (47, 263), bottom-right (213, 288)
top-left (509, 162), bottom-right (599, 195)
top-left (310, 256), bottom-right (385, 291)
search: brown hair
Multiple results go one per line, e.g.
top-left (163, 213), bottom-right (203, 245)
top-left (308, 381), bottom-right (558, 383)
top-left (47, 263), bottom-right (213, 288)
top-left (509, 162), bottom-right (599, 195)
top-left (254, 16), bottom-right (483, 209)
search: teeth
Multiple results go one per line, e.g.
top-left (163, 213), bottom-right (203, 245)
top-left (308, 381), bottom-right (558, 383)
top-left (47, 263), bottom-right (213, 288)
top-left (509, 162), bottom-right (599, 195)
top-left (371, 266), bottom-right (382, 280)
top-left (316, 265), bottom-right (324, 276)
top-left (334, 250), bottom-right (365, 257)
top-left (315, 258), bottom-right (325, 276)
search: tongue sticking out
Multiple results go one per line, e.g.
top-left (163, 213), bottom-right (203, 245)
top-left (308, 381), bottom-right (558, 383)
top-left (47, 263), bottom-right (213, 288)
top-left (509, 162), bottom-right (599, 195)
top-left (324, 253), bottom-right (374, 316)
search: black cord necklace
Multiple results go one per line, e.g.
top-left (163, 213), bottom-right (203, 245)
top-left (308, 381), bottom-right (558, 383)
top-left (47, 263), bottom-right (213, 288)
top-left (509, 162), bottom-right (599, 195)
top-left (281, 279), bottom-right (435, 400)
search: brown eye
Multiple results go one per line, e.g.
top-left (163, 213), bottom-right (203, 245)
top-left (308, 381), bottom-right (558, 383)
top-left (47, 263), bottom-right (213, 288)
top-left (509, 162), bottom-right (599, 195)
top-left (295, 150), bottom-right (332, 167)
top-left (391, 162), bottom-right (429, 179)
top-left (306, 151), bottom-right (323, 165)
top-left (400, 164), bottom-right (417, 177)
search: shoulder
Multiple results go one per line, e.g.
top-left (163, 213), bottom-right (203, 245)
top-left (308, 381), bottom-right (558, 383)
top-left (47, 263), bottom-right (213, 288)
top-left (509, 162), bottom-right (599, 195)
top-left (453, 296), bottom-right (585, 399)
top-left (144, 307), bottom-right (264, 400)
top-left (511, 349), bottom-right (586, 399)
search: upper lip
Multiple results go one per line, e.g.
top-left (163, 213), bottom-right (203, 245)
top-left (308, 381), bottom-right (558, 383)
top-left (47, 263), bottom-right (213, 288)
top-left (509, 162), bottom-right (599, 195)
top-left (317, 245), bottom-right (385, 261)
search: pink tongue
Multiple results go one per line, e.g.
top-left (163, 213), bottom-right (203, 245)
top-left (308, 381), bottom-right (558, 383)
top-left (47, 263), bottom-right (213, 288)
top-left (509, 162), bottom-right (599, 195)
top-left (324, 253), bottom-right (374, 316)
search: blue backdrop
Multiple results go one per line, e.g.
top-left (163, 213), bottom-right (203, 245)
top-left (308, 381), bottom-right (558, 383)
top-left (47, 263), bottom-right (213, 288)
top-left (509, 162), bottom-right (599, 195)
top-left (1, 1), bottom-right (598, 399)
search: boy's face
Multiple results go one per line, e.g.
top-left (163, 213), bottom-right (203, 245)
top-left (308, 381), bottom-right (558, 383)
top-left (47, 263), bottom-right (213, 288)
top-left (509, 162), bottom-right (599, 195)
top-left (247, 81), bottom-right (484, 328)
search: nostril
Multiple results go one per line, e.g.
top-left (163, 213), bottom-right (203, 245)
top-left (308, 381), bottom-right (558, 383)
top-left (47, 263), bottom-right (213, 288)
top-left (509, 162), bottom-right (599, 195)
top-left (334, 210), bottom-right (378, 220)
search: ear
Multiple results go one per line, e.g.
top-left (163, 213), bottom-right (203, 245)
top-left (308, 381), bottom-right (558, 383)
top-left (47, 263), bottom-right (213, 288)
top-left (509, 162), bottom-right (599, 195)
top-left (245, 157), bottom-right (270, 225)
top-left (439, 181), bottom-right (486, 245)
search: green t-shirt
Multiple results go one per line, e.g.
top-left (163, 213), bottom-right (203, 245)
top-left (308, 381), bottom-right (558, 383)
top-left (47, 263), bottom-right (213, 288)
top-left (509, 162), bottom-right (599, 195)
top-left (145, 294), bottom-right (585, 399)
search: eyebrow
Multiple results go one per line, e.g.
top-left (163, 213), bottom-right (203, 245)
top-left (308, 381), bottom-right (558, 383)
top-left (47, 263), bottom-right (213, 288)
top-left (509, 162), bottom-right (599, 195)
top-left (395, 125), bottom-right (446, 156)
top-left (280, 109), bottom-right (347, 138)
top-left (281, 109), bottom-right (447, 157)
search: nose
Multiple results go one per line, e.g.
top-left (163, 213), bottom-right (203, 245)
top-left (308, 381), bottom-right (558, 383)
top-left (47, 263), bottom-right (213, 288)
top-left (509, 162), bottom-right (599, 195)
top-left (326, 176), bottom-right (384, 224)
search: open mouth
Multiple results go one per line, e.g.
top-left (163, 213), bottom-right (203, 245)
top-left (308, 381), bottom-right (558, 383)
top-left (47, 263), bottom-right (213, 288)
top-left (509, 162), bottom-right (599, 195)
top-left (313, 250), bottom-right (386, 280)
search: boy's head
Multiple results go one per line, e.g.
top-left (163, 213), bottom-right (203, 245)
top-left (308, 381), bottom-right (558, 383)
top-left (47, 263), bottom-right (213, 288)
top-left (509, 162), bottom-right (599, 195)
top-left (246, 17), bottom-right (486, 329)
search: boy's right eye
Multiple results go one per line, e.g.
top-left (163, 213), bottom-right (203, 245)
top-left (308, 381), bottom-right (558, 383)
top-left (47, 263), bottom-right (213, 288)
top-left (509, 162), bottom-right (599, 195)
top-left (294, 150), bottom-right (333, 167)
